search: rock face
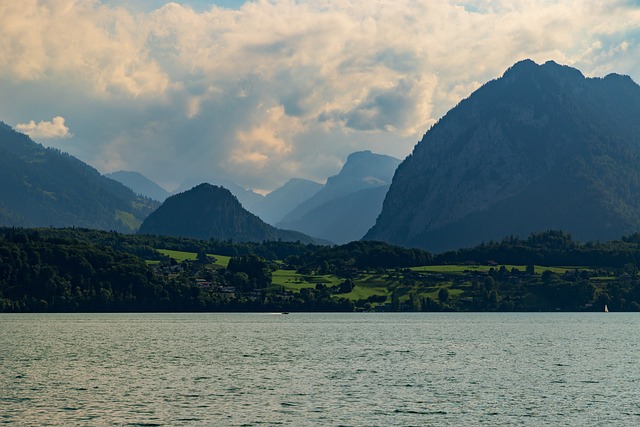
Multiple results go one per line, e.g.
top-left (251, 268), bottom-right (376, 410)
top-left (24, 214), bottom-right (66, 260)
top-left (138, 183), bottom-right (322, 244)
top-left (277, 150), bottom-right (401, 243)
top-left (0, 122), bottom-right (157, 232)
top-left (365, 59), bottom-right (640, 252)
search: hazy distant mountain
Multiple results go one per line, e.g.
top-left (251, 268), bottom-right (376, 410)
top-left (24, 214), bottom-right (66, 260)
top-left (281, 185), bottom-right (389, 244)
top-left (106, 170), bottom-right (171, 202)
top-left (279, 151), bottom-right (400, 224)
top-left (138, 183), bottom-right (324, 244)
top-left (277, 151), bottom-right (400, 243)
top-left (251, 178), bottom-right (323, 225)
top-left (365, 59), bottom-right (640, 252)
top-left (0, 122), bottom-right (157, 232)
top-left (174, 178), bottom-right (263, 212)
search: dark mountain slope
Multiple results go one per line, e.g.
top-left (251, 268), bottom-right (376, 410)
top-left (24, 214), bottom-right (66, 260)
top-left (0, 122), bottom-right (157, 232)
top-left (365, 60), bottom-right (640, 252)
top-left (173, 178), bottom-right (264, 212)
top-left (138, 183), bottom-right (324, 244)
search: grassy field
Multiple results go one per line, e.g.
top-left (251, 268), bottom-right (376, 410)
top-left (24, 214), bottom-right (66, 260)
top-left (271, 269), bottom-right (342, 292)
top-left (340, 283), bottom-right (389, 301)
top-left (411, 264), bottom-right (589, 275)
top-left (114, 210), bottom-right (142, 231)
top-left (156, 249), bottom-right (230, 267)
top-left (149, 251), bottom-right (606, 309)
top-left (211, 254), bottom-right (231, 268)
top-left (157, 249), bottom-right (197, 262)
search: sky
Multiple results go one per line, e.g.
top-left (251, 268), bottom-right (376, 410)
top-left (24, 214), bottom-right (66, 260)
top-left (1, 1), bottom-right (639, 193)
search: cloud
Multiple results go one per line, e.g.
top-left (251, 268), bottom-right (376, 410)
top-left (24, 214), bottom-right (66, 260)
top-left (1, 1), bottom-right (640, 191)
top-left (232, 106), bottom-right (301, 168)
top-left (0, 0), bottom-right (170, 97)
top-left (15, 116), bottom-right (73, 139)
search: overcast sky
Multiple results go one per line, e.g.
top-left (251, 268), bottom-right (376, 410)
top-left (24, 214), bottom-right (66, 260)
top-left (2, 1), bottom-right (639, 193)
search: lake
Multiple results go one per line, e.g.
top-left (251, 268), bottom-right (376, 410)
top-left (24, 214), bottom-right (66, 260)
top-left (1, 313), bottom-right (639, 426)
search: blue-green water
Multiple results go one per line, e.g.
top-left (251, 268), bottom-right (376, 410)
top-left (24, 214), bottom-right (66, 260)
top-left (1, 313), bottom-right (639, 426)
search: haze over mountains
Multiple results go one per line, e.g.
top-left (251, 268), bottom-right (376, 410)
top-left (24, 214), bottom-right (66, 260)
top-left (122, 150), bottom-right (399, 244)
top-left (133, 151), bottom-right (399, 244)
top-left (250, 178), bottom-right (323, 225)
top-left (137, 183), bottom-right (323, 244)
top-left (366, 60), bottom-right (640, 252)
top-left (106, 171), bottom-right (172, 202)
top-left (276, 151), bottom-right (401, 243)
top-left (0, 122), bottom-right (157, 233)
top-left (4, 59), bottom-right (640, 251)
top-left (0, 120), bottom-right (395, 244)
top-left (173, 178), bottom-right (264, 212)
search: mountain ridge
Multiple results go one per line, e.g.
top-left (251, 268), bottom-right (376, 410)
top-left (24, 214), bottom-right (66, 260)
top-left (279, 150), bottom-right (401, 224)
top-left (138, 183), bottom-right (326, 244)
top-left (0, 122), bottom-right (157, 232)
top-left (365, 59), bottom-right (640, 251)
top-left (106, 171), bottom-right (171, 202)
top-left (276, 150), bottom-right (400, 243)
top-left (173, 178), bottom-right (264, 212)
top-left (251, 178), bottom-right (323, 225)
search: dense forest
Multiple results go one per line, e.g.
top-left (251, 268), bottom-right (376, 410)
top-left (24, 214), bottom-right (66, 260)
top-left (2, 227), bottom-right (640, 312)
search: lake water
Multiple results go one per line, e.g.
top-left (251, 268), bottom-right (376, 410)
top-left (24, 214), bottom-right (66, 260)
top-left (1, 313), bottom-right (639, 426)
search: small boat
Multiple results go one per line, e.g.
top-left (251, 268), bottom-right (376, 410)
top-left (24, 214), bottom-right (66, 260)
top-left (604, 304), bottom-right (609, 313)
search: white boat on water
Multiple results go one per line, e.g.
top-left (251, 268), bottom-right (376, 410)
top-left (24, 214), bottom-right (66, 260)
top-left (604, 304), bottom-right (609, 313)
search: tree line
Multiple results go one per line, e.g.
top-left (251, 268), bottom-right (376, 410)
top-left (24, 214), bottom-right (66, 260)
top-left (3, 227), bottom-right (640, 312)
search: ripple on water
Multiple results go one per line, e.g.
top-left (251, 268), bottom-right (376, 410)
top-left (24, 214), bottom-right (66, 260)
top-left (1, 312), bottom-right (639, 426)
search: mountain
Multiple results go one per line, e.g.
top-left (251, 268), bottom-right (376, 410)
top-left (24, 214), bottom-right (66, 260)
top-left (276, 151), bottom-right (400, 243)
top-left (251, 178), bottom-right (323, 225)
top-left (0, 122), bottom-right (158, 232)
top-left (174, 178), bottom-right (264, 212)
top-left (138, 183), bottom-right (325, 244)
top-left (279, 151), bottom-right (400, 224)
top-left (106, 170), bottom-right (171, 202)
top-left (281, 185), bottom-right (389, 244)
top-left (365, 59), bottom-right (640, 252)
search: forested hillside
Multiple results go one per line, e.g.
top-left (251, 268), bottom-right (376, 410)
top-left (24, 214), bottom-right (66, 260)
top-left (0, 122), bottom-right (157, 232)
top-left (3, 227), bottom-right (640, 313)
top-left (138, 183), bottom-right (324, 244)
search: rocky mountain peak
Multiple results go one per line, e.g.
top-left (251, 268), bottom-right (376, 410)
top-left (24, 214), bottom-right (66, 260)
top-left (365, 60), bottom-right (640, 252)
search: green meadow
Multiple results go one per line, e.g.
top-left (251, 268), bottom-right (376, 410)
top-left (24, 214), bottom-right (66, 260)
top-left (150, 248), bottom-right (613, 311)
top-left (156, 249), bottom-right (230, 267)
top-left (410, 264), bottom-right (588, 275)
top-left (271, 269), bottom-right (341, 292)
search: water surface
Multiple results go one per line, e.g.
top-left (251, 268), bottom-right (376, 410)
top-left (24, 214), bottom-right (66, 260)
top-left (1, 313), bottom-right (638, 426)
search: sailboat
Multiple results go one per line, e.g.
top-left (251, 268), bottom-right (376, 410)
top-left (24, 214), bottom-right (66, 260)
top-left (604, 304), bottom-right (609, 313)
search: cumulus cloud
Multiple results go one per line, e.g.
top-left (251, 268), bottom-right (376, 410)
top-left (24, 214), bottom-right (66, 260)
top-left (0, 0), bottom-right (170, 97)
top-left (232, 106), bottom-right (301, 168)
top-left (16, 116), bottom-right (73, 139)
top-left (1, 0), bottom-right (640, 191)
